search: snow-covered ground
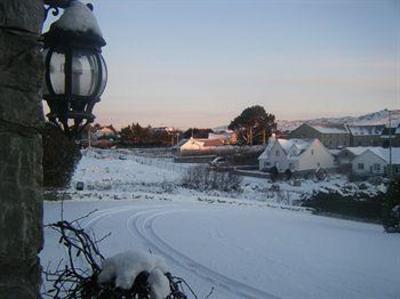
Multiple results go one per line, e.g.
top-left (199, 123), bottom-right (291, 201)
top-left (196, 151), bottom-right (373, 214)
top-left (42, 149), bottom-right (400, 299)
top-left (65, 149), bottom-right (385, 204)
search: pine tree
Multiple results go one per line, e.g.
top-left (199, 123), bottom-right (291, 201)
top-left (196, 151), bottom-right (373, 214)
top-left (228, 105), bottom-right (276, 145)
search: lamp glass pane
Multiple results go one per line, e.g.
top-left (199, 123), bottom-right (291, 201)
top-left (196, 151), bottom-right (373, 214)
top-left (96, 54), bottom-right (108, 98)
top-left (71, 51), bottom-right (99, 97)
top-left (49, 52), bottom-right (66, 95)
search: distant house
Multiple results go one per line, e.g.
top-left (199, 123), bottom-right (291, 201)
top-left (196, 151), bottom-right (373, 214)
top-left (94, 125), bottom-right (118, 140)
top-left (337, 147), bottom-right (369, 164)
top-left (208, 130), bottom-right (238, 145)
top-left (288, 123), bottom-right (350, 149)
top-left (91, 125), bottom-right (119, 148)
top-left (179, 137), bottom-right (225, 154)
top-left (92, 139), bottom-right (115, 149)
top-left (258, 137), bottom-right (335, 173)
top-left (173, 138), bottom-right (188, 150)
top-left (352, 147), bottom-right (400, 177)
top-left (336, 147), bottom-right (376, 173)
top-left (347, 125), bottom-right (385, 146)
top-left (152, 127), bottom-right (176, 133)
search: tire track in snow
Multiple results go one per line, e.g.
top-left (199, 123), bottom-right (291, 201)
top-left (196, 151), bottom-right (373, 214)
top-left (126, 208), bottom-right (281, 299)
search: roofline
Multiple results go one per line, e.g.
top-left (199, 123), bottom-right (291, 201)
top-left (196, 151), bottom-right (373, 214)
top-left (357, 149), bottom-right (388, 164)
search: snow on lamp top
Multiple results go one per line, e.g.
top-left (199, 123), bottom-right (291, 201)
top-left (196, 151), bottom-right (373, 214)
top-left (53, 1), bottom-right (103, 37)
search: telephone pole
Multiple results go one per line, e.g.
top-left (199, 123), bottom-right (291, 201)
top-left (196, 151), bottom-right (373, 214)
top-left (389, 109), bottom-right (393, 180)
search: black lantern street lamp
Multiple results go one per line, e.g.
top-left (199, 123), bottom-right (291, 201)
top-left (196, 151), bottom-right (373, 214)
top-left (43, 0), bottom-right (107, 138)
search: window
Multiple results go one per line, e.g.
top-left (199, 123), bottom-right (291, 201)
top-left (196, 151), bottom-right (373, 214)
top-left (358, 163), bottom-right (364, 170)
top-left (276, 150), bottom-right (280, 157)
top-left (289, 163), bottom-right (294, 170)
top-left (311, 149), bottom-right (314, 155)
top-left (373, 164), bottom-right (381, 172)
top-left (317, 162), bottom-right (321, 167)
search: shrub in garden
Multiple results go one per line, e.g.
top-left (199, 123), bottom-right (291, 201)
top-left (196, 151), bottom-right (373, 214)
top-left (182, 165), bottom-right (242, 192)
top-left (284, 169), bottom-right (292, 180)
top-left (382, 178), bottom-right (400, 233)
top-left (270, 166), bottom-right (279, 182)
top-left (43, 216), bottom-right (191, 298)
top-left (302, 191), bottom-right (384, 222)
top-left (42, 122), bottom-right (82, 188)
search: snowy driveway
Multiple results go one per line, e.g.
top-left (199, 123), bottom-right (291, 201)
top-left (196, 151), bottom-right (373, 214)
top-left (42, 199), bottom-right (400, 299)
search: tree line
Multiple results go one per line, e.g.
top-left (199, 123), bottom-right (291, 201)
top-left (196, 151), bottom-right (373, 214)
top-left (91, 105), bottom-right (277, 147)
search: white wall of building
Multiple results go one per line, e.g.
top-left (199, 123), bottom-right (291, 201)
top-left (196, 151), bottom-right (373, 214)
top-left (180, 139), bottom-right (205, 151)
top-left (259, 142), bottom-right (290, 172)
top-left (296, 140), bottom-right (335, 171)
top-left (259, 139), bottom-right (335, 173)
top-left (352, 150), bottom-right (387, 176)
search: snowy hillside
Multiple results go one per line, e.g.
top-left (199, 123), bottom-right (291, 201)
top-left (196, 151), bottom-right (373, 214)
top-left (278, 109), bottom-right (400, 131)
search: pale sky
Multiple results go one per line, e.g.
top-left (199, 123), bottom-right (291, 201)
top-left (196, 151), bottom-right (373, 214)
top-left (47, 0), bottom-right (400, 129)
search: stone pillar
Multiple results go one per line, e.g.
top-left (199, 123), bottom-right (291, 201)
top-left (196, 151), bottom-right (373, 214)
top-left (0, 1), bottom-right (44, 298)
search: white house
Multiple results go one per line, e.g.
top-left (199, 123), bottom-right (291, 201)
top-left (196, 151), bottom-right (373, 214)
top-left (179, 137), bottom-right (225, 152)
top-left (258, 137), bottom-right (335, 173)
top-left (336, 147), bottom-right (378, 166)
top-left (208, 130), bottom-right (238, 145)
top-left (352, 147), bottom-right (400, 177)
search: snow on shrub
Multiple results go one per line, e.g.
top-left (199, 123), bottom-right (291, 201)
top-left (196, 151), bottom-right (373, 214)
top-left (98, 250), bottom-right (170, 298)
top-left (182, 165), bottom-right (242, 192)
top-left (383, 178), bottom-right (400, 233)
top-left (43, 216), bottom-right (191, 298)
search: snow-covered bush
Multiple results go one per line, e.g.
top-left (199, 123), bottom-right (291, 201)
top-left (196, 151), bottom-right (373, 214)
top-left (182, 165), bottom-right (242, 192)
top-left (160, 180), bottom-right (176, 193)
top-left (98, 250), bottom-right (170, 299)
top-left (383, 178), bottom-right (400, 233)
top-left (43, 218), bottom-right (191, 298)
top-left (302, 191), bottom-right (384, 222)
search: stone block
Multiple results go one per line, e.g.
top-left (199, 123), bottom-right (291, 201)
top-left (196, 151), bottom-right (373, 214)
top-left (0, 32), bottom-right (44, 128)
top-left (0, 132), bottom-right (43, 260)
top-left (0, 0), bottom-right (44, 33)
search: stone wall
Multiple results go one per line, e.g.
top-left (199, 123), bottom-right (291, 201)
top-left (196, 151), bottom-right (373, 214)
top-left (0, 1), bottom-right (44, 298)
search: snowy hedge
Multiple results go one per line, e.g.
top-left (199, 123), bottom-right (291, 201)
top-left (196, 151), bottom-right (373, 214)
top-left (182, 165), bottom-right (242, 192)
top-left (42, 123), bottom-right (81, 188)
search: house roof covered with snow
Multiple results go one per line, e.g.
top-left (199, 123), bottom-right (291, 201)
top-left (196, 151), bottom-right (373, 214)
top-left (94, 126), bottom-right (117, 138)
top-left (311, 125), bottom-right (348, 134)
top-left (347, 125), bottom-right (385, 136)
top-left (342, 147), bottom-right (376, 156)
top-left (356, 147), bottom-right (400, 164)
top-left (180, 137), bottom-right (225, 148)
top-left (258, 138), bottom-right (315, 160)
top-left (369, 148), bottom-right (400, 164)
top-left (396, 126), bottom-right (400, 135)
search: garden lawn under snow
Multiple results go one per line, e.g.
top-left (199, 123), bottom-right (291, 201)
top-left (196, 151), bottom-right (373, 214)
top-left (67, 149), bottom-right (385, 204)
top-left (41, 149), bottom-right (400, 299)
